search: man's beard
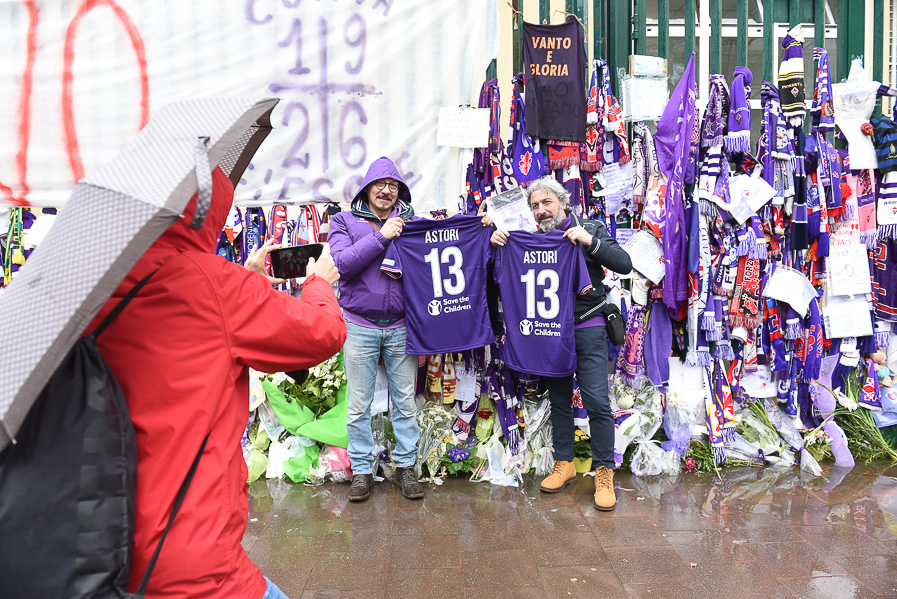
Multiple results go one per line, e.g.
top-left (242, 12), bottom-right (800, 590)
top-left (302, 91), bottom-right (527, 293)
top-left (538, 209), bottom-right (564, 232)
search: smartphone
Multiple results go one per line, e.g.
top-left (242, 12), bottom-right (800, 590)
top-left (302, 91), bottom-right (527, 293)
top-left (269, 243), bottom-right (324, 279)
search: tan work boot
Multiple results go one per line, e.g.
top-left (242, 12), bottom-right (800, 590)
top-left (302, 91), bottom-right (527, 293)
top-left (540, 460), bottom-right (576, 493)
top-left (594, 466), bottom-right (616, 511)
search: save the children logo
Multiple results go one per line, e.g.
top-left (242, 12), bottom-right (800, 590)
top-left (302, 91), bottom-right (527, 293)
top-left (519, 319), bottom-right (533, 336)
top-left (427, 300), bottom-right (442, 316)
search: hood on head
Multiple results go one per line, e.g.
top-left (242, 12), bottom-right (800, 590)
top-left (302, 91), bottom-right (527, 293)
top-left (350, 156), bottom-right (414, 220)
top-left (352, 156), bottom-right (412, 205)
top-left (153, 166), bottom-right (234, 254)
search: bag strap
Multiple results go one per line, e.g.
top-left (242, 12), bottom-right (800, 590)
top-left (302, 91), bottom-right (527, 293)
top-left (92, 270), bottom-right (158, 338)
top-left (134, 433), bottom-right (210, 596)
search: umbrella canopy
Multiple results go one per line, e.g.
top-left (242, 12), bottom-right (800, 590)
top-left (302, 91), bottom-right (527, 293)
top-left (0, 97), bottom-right (279, 450)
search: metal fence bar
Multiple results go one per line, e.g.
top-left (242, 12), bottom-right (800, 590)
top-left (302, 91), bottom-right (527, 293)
top-left (684, 0), bottom-right (695, 64)
top-left (710, 0), bottom-right (721, 74)
top-left (873, 0), bottom-right (884, 118)
top-left (737, 0), bottom-right (748, 66)
top-left (763, 0), bottom-right (773, 82)
top-left (593, 0), bottom-right (605, 60)
top-left (512, 0), bottom-right (522, 76)
top-left (607, 0), bottom-right (630, 92)
top-left (635, 0), bottom-right (647, 55)
top-left (487, 59), bottom-right (496, 81)
top-left (658, 0), bottom-right (669, 59)
top-left (540, 0), bottom-right (550, 24)
top-left (789, 0), bottom-right (798, 29)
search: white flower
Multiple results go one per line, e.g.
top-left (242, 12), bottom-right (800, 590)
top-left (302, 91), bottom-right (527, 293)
top-left (617, 395), bottom-right (635, 410)
top-left (269, 372), bottom-right (287, 385)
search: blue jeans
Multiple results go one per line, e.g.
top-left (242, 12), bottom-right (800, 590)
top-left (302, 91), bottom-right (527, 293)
top-left (261, 576), bottom-right (290, 599)
top-left (544, 325), bottom-right (614, 469)
top-left (344, 321), bottom-right (420, 474)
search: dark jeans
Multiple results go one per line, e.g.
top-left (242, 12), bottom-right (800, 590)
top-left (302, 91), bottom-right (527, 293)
top-left (544, 325), bottom-right (613, 468)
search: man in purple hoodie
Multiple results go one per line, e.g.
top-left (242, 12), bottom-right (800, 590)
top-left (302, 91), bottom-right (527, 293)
top-left (328, 157), bottom-right (424, 502)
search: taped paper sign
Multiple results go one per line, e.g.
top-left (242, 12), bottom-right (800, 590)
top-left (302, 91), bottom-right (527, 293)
top-left (437, 107), bottom-right (490, 148)
top-left (623, 230), bottom-right (665, 284)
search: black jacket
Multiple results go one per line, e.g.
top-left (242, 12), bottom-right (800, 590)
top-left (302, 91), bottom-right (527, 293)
top-left (567, 213), bottom-right (633, 324)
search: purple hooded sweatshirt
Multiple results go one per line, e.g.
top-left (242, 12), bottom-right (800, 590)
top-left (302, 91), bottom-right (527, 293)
top-left (328, 157), bottom-right (415, 323)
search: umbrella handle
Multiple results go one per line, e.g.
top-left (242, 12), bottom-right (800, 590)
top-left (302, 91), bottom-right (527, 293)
top-left (189, 136), bottom-right (212, 230)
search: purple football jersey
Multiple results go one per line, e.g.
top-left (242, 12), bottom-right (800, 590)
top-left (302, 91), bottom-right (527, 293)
top-left (493, 230), bottom-right (592, 376)
top-left (381, 215), bottom-right (494, 354)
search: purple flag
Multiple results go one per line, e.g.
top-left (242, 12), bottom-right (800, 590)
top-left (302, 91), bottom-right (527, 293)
top-left (656, 53), bottom-right (697, 310)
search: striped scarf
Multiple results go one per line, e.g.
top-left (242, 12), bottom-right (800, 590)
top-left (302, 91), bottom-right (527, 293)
top-left (811, 47), bottom-right (835, 135)
top-left (778, 26), bottom-right (806, 127)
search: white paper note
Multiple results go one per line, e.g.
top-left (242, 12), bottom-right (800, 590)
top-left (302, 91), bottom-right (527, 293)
top-left (823, 295), bottom-right (873, 339)
top-left (828, 245), bottom-right (872, 296)
top-left (486, 186), bottom-right (539, 232)
top-left (764, 266), bottom-right (817, 316)
top-left (623, 230), bottom-right (665, 284)
top-left (436, 107), bottom-right (490, 148)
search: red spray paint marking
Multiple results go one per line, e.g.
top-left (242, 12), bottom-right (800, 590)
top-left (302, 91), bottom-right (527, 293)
top-left (62, 0), bottom-right (149, 182)
top-left (0, 0), bottom-right (39, 206)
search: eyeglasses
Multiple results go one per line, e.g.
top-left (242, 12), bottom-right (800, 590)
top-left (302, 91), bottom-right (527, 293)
top-left (372, 180), bottom-right (399, 192)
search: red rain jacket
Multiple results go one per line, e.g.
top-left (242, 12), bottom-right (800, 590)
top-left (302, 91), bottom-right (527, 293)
top-left (87, 167), bottom-right (346, 598)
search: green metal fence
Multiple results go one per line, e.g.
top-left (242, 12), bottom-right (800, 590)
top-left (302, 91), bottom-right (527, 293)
top-left (491, 0), bottom-right (889, 119)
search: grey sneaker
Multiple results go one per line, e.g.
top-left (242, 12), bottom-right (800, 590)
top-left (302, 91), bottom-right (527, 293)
top-left (348, 473), bottom-right (373, 502)
top-left (394, 466), bottom-right (424, 499)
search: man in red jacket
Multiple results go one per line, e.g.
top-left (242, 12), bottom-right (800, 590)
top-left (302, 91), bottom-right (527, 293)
top-left (90, 167), bottom-right (346, 598)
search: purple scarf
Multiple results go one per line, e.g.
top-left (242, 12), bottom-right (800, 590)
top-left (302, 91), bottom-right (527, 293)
top-left (725, 66), bottom-right (753, 153)
top-left (656, 53), bottom-right (697, 311)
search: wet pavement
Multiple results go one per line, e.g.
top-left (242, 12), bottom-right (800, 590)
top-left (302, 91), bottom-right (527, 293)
top-left (243, 463), bottom-right (897, 598)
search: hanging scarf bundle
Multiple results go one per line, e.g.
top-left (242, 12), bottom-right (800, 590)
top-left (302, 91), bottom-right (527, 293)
top-left (473, 78), bottom-right (500, 186)
top-left (581, 60), bottom-right (603, 171)
top-left (728, 256), bottom-right (762, 328)
top-left (655, 54), bottom-right (697, 312)
top-left (464, 163), bottom-right (487, 215)
top-left (490, 369), bottom-right (521, 455)
top-left (810, 47), bottom-right (835, 135)
top-left (600, 60), bottom-right (630, 166)
top-left (702, 75), bottom-right (730, 150)
top-left (764, 298), bottom-right (789, 372)
top-left (725, 66), bottom-right (753, 153)
top-left (872, 238), bottom-right (897, 323)
top-left (698, 147), bottom-right (724, 216)
top-left (794, 297), bottom-right (824, 382)
top-left (748, 216), bottom-right (767, 259)
top-left (859, 358), bottom-right (884, 411)
top-left (714, 359), bottom-right (735, 444)
top-left (687, 203), bottom-right (713, 366)
top-left (243, 207), bottom-right (266, 265)
top-left (703, 366), bottom-right (727, 464)
top-left (791, 128), bottom-right (809, 250)
top-left (510, 74), bottom-right (548, 183)
top-left (853, 167), bottom-right (878, 248)
top-left (615, 303), bottom-right (648, 389)
top-left (778, 25), bottom-right (806, 127)
top-left (639, 128), bottom-right (668, 239)
top-left (878, 172), bottom-right (897, 240)
top-left (631, 123), bottom-right (649, 205)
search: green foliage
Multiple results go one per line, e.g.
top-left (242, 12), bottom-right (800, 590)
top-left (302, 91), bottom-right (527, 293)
top-left (438, 443), bottom-right (478, 475)
top-left (573, 434), bottom-right (592, 460)
top-left (270, 354), bottom-right (346, 419)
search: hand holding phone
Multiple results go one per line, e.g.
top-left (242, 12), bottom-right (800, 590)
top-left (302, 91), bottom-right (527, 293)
top-left (269, 243), bottom-right (324, 280)
top-left (306, 244), bottom-right (339, 285)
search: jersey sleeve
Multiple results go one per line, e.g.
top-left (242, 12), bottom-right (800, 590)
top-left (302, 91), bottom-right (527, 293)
top-left (380, 240), bottom-right (403, 279)
top-left (572, 248), bottom-right (593, 296)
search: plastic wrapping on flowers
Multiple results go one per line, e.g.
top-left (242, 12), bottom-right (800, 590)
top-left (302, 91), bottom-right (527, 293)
top-left (241, 352), bottom-right (351, 485)
top-left (415, 402), bottom-right (457, 480)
